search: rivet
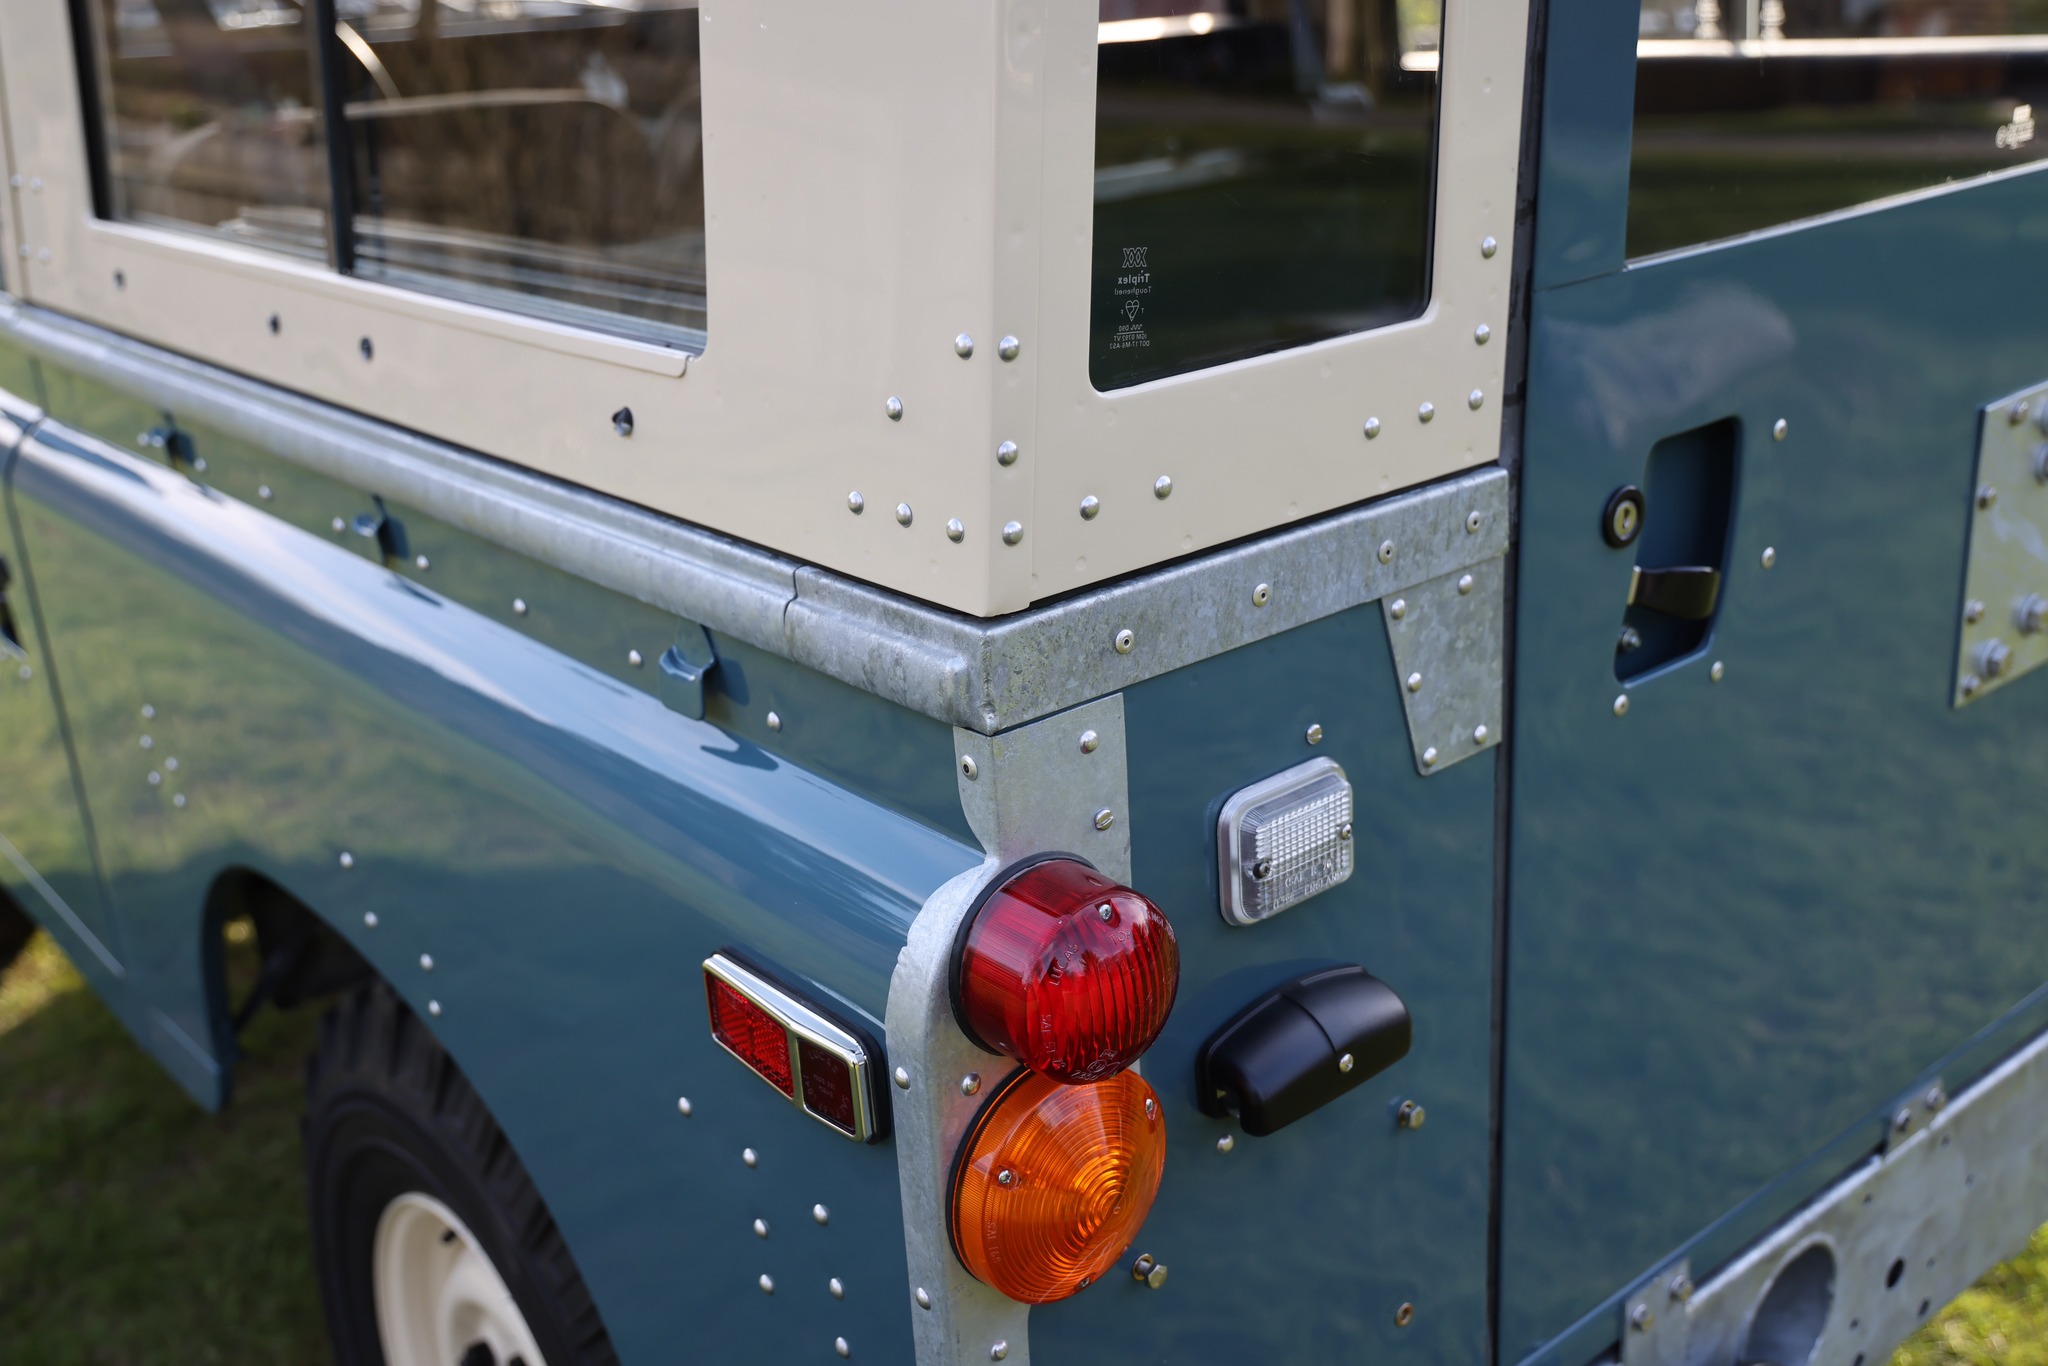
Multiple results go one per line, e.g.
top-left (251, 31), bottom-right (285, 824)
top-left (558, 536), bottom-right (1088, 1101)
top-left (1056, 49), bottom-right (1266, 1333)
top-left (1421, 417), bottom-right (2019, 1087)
top-left (1481, 235), bottom-right (1499, 258)
top-left (1711, 660), bottom-right (1725, 682)
top-left (760, 1274), bottom-right (775, 1294)
top-left (1894, 1107), bottom-right (1914, 1133)
top-left (947, 518), bottom-right (965, 543)
top-left (628, 649), bottom-right (644, 667)
top-left (1114, 628), bottom-right (1136, 653)
top-left (896, 503), bottom-right (914, 527)
top-left (848, 491), bottom-right (865, 514)
top-left (835, 1337), bottom-right (850, 1358)
top-left (1080, 495), bottom-right (1101, 520)
top-left (915, 1287), bottom-right (932, 1309)
top-left (1773, 418), bottom-right (1789, 441)
top-left (766, 711), bottom-right (783, 732)
top-left (1407, 672), bottom-right (1423, 693)
top-left (142, 706), bottom-right (155, 720)
top-left (754, 1218), bottom-right (770, 1238)
top-left (1630, 1303), bottom-right (1656, 1333)
top-left (172, 793), bottom-right (187, 808)
top-left (894, 1066), bottom-right (911, 1089)
top-left (1094, 808), bottom-right (1116, 831)
top-left (991, 1343), bottom-right (1010, 1362)
top-left (148, 771), bottom-right (162, 786)
top-left (996, 440), bottom-right (1019, 467)
top-left (339, 851), bottom-right (355, 869)
top-left (1338, 1052), bottom-right (1355, 1073)
top-left (1977, 484), bottom-right (1999, 511)
top-left (419, 953), bottom-right (434, 972)
top-left (513, 598), bottom-right (529, 615)
top-left (28, 178), bottom-right (40, 193)
top-left (1002, 521), bottom-right (1024, 546)
top-left (1962, 673), bottom-right (1982, 698)
top-left (1421, 746), bottom-right (1439, 767)
top-left (1925, 1085), bottom-right (1948, 1111)
top-left (2011, 400), bottom-right (2031, 425)
top-left (997, 1168), bottom-right (1015, 1186)
top-left (259, 485), bottom-right (273, 500)
top-left (743, 1147), bottom-right (759, 1168)
top-left (1469, 390), bottom-right (1485, 410)
top-left (1613, 694), bottom-right (1630, 717)
top-left (677, 1096), bottom-right (693, 1116)
top-left (831, 1278), bottom-right (846, 1298)
top-left (813, 1204), bottom-right (830, 1225)
top-left (1216, 1134), bottom-right (1235, 1153)
top-left (1466, 511), bottom-right (1483, 534)
top-left (959, 755), bottom-right (978, 780)
top-left (1966, 599), bottom-right (1987, 624)
top-left (331, 517), bottom-right (346, 533)
top-left (611, 407), bottom-right (635, 438)
top-left (1668, 1274), bottom-right (1694, 1304)
top-left (1364, 417), bottom-right (1382, 439)
top-left (359, 337), bottom-right (374, 361)
top-left (998, 336), bottom-right (1020, 361)
top-left (1079, 729), bottom-right (1099, 754)
top-left (1154, 475), bottom-right (1173, 499)
top-left (427, 1000), bottom-right (442, 1017)
top-left (415, 555), bottom-right (430, 570)
top-left (140, 735), bottom-right (154, 750)
top-left (1252, 582), bottom-right (1271, 606)
top-left (1378, 540), bottom-right (1396, 564)
top-left (1305, 722), bottom-right (1324, 745)
top-left (1474, 724), bottom-right (1489, 745)
top-left (1418, 402), bottom-right (1435, 423)
top-left (961, 1073), bottom-right (982, 1096)
top-left (1389, 598), bottom-right (1407, 619)
top-left (886, 397), bottom-right (903, 421)
top-left (1760, 546), bottom-right (1777, 569)
top-left (1474, 323), bottom-right (1491, 345)
top-left (955, 333), bottom-right (975, 358)
top-left (1396, 1302), bottom-right (1416, 1327)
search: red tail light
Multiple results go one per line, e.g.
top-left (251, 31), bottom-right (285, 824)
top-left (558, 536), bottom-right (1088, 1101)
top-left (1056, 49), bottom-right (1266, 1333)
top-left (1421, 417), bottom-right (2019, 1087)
top-left (953, 858), bottom-right (1180, 1084)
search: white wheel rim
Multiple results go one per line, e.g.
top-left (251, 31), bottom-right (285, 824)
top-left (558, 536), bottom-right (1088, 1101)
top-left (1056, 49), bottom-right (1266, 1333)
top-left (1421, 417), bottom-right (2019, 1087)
top-left (372, 1191), bottom-right (550, 1366)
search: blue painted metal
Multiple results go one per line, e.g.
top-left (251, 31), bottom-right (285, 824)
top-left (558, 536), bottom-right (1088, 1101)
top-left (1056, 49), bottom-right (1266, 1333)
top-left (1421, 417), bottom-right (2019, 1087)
top-left (1031, 605), bottom-right (1497, 1364)
top-left (1507, 143), bottom-right (2048, 1366)
top-left (1529, 0), bottom-right (1640, 290)
top-left (6, 367), bottom-right (984, 1364)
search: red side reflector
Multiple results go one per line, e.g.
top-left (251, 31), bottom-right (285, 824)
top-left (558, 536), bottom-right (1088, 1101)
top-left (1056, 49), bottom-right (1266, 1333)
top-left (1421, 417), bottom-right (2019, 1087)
top-left (797, 1037), bottom-right (859, 1135)
top-left (707, 975), bottom-right (794, 1097)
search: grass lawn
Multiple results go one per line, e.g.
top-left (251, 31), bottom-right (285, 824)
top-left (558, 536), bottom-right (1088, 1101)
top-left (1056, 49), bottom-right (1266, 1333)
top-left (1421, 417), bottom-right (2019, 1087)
top-left (2, 927), bottom-right (2046, 1364)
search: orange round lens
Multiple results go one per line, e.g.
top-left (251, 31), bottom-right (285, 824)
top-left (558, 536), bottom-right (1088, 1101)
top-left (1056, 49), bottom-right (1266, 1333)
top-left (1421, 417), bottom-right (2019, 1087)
top-left (950, 1069), bottom-right (1167, 1304)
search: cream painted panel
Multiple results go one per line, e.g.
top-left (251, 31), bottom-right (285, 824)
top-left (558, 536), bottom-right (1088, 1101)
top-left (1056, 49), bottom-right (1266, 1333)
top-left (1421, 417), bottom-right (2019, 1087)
top-left (1023, 0), bottom-right (1529, 601)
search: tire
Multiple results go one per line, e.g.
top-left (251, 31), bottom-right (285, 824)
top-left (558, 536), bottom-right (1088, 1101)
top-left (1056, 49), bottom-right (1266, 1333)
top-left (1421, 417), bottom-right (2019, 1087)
top-left (304, 984), bottom-right (619, 1366)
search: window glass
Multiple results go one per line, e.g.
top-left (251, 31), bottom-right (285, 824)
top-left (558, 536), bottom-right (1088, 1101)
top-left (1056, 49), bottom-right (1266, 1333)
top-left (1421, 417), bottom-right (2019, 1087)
top-left (1090, 0), bottom-right (1443, 390)
top-left (1630, 1), bottom-right (2048, 258)
top-left (84, 0), bottom-right (333, 259)
top-left (339, 0), bottom-right (706, 348)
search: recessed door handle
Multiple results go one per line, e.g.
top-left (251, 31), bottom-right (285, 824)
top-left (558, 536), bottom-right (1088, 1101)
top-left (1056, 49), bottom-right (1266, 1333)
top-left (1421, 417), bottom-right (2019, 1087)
top-left (1628, 565), bottom-right (1721, 621)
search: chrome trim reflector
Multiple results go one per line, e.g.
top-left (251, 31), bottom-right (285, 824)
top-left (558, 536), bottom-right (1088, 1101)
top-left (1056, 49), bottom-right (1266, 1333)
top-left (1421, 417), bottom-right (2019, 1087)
top-left (703, 953), bottom-right (880, 1142)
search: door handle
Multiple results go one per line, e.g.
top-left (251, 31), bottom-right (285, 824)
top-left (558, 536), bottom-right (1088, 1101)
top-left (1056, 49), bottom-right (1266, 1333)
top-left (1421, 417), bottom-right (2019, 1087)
top-left (1628, 565), bottom-right (1721, 620)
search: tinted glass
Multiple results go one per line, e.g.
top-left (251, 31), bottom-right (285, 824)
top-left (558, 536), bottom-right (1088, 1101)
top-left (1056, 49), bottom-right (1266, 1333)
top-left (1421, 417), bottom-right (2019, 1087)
top-left (1090, 0), bottom-right (1442, 390)
top-left (83, 0), bottom-right (340, 258)
top-left (1630, 2), bottom-right (2048, 258)
top-left (339, 0), bottom-right (706, 348)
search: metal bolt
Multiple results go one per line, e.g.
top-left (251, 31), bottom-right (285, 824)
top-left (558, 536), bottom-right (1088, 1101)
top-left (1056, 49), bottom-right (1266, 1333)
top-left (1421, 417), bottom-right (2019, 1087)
top-left (677, 1096), bottom-right (693, 1116)
top-left (947, 518), bottom-right (965, 543)
top-left (1631, 1303), bottom-right (1656, 1333)
top-left (1894, 1107), bottom-right (1914, 1133)
top-left (998, 336), bottom-right (1021, 361)
top-left (1473, 724), bottom-right (1489, 745)
top-left (1154, 475), bottom-right (1173, 499)
top-left (1252, 582), bottom-right (1271, 606)
top-left (420, 953), bottom-right (434, 972)
top-left (886, 397), bottom-right (903, 421)
top-left (959, 755), bottom-right (978, 780)
top-left (915, 1287), bottom-right (931, 1309)
top-left (1614, 694), bottom-right (1630, 717)
top-left (1364, 416), bottom-right (1382, 439)
top-left (1773, 418), bottom-right (1789, 441)
top-left (754, 1218), bottom-right (770, 1238)
top-left (1389, 598), bottom-right (1407, 619)
top-left (1469, 390), bottom-right (1485, 410)
top-left (1217, 1134), bottom-right (1235, 1153)
top-left (1397, 1099), bottom-right (1426, 1129)
top-left (836, 1337), bottom-right (850, 1358)
top-left (1978, 484), bottom-right (1999, 510)
top-left (415, 555), bottom-right (430, 570)
top-left (1711, 660), bottom-right (1725, 682)
top-left (2011, 400), bottom-right (2032, 425)
top-left (996, 1169), bottom-right (1015, 1186)
top-left (427, 1000), bottom-right (442, 1017)
top-left (2018, 595), bottom-right (2048, 635)
top-left (961, 1073), bottom-right (982, 1096)
top-left (513, 598), bottom-right (528, 615)
top-left (1475, 323), bottom-right (1491, 345)
top-left (1338, 821), bottom-right (1353, 841)
top-left (1458, 573), bottom-right (1475, 594)
top-left (1379, 540), bottom-right (1396, 564)
top-left (1098, 903), bottom-right (1114, 923)
top-left (997, 440), bottom-right (1019, 466)
top-left (1115, 628), bottom-right (1136, 654)
top-left (1422, 746), bottom-right (1439, 767)
top-left (611, 407), bottom-right (634, 437)
top-left (1418, 402), bottom-right (1435, 423)
top-left (628, 649), bottom-right (644, 667)
top-left (848, 491), bottom-right (865, 514)
top-left (1094, 808), bottom-right (1115, 831)
top-left (1669, 1274), bottom-right (1694, 1303)
top-left (1079, 729), bottom-right (1099, 754)
top-left (893, 1066), bottom-right (911, 1090)
top-left (955, 333), bottom-right (974, 358)
top-left (1481, 236), bottom-right (1499, 258)
top-left (1252, 858), bottom-right (1271, 880)
top-left (1002, 521), bottom-right (1024, 546)
top-left (766, 711), bottom-right (783, 732)
top-left (339, 851), bottom-right (355, 869)
top-left (1396, 1302), bottom-right (1416, 1327)
top-left (1305, 722), bottom-right (1324, 745)
top-left (896, 502), bottom-right (913, 527)
top-left (1132, 1253), bottom-right (1169, 1290)
top-left (743, 1147), bottom-right (759, 1167)
top-left (1760, 547), bottom-right (1777, 569)
top-left (759, 1274), bottom-right (775, 1294)
top-left (1080, 496), bottom-right (1100, 520)
top-left (1967, 599), bottom-right (1987, 624)
top-left (1961, 673), bottom-right (1982, 698)
top-left (1407, 672), bottom-right (1424, 693)
top-left (364, 912), bottom-right (378, 929)
top-left (1925, 1085), bottom-right (1948, 1111)
top-left (1978, 638), bottom-right (2014, 679)
top-left (1338, 1052), bottom-right (1355, 1073)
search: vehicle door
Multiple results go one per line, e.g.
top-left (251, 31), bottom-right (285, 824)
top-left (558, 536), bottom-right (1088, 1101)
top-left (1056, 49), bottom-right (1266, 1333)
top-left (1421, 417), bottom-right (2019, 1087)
top-left (1502, 5), bottom-right (2048, 1361)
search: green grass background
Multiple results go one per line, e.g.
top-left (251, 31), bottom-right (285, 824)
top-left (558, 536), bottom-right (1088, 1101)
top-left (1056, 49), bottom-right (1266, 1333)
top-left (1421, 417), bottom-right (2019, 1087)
top-left (1, 928), bottom-right (2043, 1363)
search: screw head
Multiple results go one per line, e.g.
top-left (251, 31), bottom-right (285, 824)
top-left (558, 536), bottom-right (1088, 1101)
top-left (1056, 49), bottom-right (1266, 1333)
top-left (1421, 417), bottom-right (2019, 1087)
top-left (1418, 402), bottom-right (1435, 423)
top-left (1001, 521), bottom-right (1024, 546)
top-left (1773, 417), bottom-right (1789, 441)
top-left (1379, 540), bottom-right (1396, 564)
top-left (611, 407), bottom-right (635, 437)
top-left (1364, 416), bottom-right (1382, 439)
top-left (1080, 495), bottom-right (1100, 520)
top-left (885, 396), bottom-right (904, 421)
top-left (1469, 389), bottom-right (1485, 410)
top-left (1252, 582), bottom-right (1271, 606)
top-left (1154, 475), bottom-right (1173, 499)
top-left (1466, 511), bottom-right (1484, 534)
top-left (1480, 236), bottom-right (1499, 258)
top-left (896, 502), bottom-right (914, 527)
top-left (1614, 694), bottom-right (1630, 717)
top-left (996, 440), bottom-right (1019, 466)
top-left (1094, 808), bottom-right (1116, 831)
top-left (947, 517), bottom-right (965, 542)
top-left (996, 1168), bottom-right (1014, 1186)
top-left (961, 1073), bottom-right (982, 1096)
top-left (1079, 729), bottom-right (1099, 754)
top-left (955, 333), bottom-right (974, 358)
top-left (1098, 903), bottom-right (1115, 923)
top-left (998, 336), bottom-right (1021, 361)
top-left (1114, 628), bottom-right (1136, 654)
top-left (1305, 722), bottom-right (1325, 745)
top-left (959, 755), bottom-right (978, 779)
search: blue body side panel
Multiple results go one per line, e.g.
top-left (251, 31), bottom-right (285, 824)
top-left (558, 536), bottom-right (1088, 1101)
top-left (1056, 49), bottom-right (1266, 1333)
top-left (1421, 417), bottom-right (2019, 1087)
top-left (6, 359), bottom-right (983, 1365)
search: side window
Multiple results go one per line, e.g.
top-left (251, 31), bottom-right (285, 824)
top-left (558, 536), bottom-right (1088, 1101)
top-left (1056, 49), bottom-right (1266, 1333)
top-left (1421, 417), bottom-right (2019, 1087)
top-left (1630, 2), bottom-right (2048, 258)
top-left (76, 0), bottom-right (706, 350)
top-left (1089, 0), bottom-right (1445, 391)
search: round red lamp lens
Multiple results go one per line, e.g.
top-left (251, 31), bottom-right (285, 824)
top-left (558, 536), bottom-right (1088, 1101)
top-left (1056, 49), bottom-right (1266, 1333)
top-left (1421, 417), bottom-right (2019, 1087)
top-left (955, 859), bottom-right (1179, 1084)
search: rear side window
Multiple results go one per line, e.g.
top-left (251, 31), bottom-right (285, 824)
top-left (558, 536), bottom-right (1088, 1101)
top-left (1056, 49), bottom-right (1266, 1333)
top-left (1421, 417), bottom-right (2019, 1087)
top-left (76, 0), bottom-right (707, 350)
top-left (1089, 0), bottom-right (1444, 391)
top-left (1629, 0), bottom-right (2048, 259)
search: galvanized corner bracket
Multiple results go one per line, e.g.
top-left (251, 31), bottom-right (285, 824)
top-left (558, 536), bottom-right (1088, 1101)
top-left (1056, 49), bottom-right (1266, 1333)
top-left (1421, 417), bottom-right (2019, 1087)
top-left (1382, 556), bottom-right (1506, 776)
top-left (952, 695), bottom-right (1132, 884)
top-left (1617, 1259), bottom-right (1692, 1366)
top-left (1954, 381), bottom-right (2048, 707)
